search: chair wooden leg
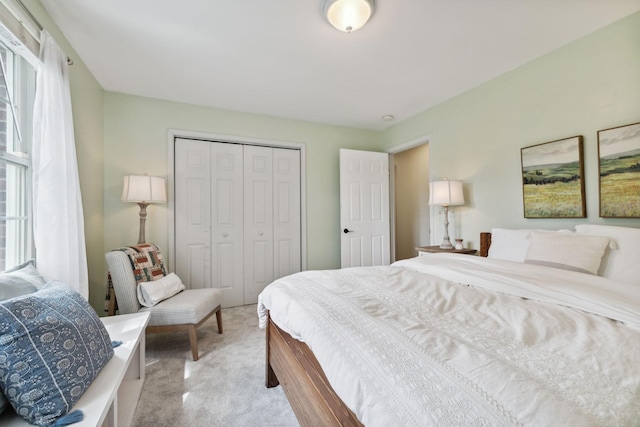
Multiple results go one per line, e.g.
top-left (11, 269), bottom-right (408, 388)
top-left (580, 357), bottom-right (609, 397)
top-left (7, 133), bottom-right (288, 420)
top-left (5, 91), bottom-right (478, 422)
top-left (107, 288), bottom-right (117, 316)
top-left (216, 308), bottom-right (223, 334)
top-left (188, 324), bottom-right (199, 361)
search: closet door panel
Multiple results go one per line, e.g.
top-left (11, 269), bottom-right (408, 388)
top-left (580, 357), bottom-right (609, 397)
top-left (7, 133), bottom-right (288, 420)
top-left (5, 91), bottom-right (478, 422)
top-left (243, 145), bottom-right (274, 304)
top-left (211, 143), bottom-right (244, 307)
top-left (175, 139), bottom-right (212, 289)
top-left (273, 148), bottom-right (301, 278)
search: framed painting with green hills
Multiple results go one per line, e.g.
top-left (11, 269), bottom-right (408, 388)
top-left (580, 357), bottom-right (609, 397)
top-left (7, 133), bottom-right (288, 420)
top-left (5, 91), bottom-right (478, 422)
top-left (598, 121), bottom-right (640, 218)
top-left (521, 136), bottom-right (585, 218)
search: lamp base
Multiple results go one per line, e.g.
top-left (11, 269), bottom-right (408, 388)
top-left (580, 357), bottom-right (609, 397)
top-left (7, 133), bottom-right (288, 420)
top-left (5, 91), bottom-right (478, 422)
top-left (439, 238), bottom-right (454, 250)
top-left (137, 202), bottom-right (149, 244)
top-left (439, 205), bottom-right (454, 249)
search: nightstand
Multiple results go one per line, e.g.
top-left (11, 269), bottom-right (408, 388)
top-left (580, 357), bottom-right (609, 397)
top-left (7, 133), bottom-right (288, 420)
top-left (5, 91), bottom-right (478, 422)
top-left (415, 245), bottom-right (477, 256)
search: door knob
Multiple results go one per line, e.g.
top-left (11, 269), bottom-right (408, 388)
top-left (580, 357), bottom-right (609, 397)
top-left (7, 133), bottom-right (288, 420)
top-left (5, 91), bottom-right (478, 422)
top-left (259, 231), bottom-right (264, 236)
top-left (223, 232), bottom-right (228, 237)
top-left (343, 228), bottom-right (354, 234)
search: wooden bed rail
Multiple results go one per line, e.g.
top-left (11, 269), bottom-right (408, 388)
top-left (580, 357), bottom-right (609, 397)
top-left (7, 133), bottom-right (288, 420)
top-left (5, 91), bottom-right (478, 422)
top-left (265, 312), bottom-right (363, 427)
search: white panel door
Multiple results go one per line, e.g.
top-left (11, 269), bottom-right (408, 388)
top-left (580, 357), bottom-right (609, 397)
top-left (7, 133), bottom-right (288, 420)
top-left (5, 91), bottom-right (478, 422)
top-left (244, 145), bottom-right (274, 304)
top-left (273, 148), bottom-right (301, 278)
top-left (340, 149), bottom-right (390, 267)
top-left (175, 139), bottom-right (212, 289)
top-left (210, 142), bottom-right (244, 307)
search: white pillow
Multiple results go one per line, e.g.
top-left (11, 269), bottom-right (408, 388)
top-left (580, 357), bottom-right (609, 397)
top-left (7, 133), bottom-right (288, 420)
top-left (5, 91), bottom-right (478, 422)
top-left (575, 224), bottom-right (640, 285)
top-left (524, 232), bottom-right (610, 275)
top-left (487, 228), bottom-right (574, 263)
top-left (137, 272), bottom-right (186, 307)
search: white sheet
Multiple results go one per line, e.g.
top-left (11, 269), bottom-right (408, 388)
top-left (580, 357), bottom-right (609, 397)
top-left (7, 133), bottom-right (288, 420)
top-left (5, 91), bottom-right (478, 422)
top-left (258, 255), bottom-right (640, 426)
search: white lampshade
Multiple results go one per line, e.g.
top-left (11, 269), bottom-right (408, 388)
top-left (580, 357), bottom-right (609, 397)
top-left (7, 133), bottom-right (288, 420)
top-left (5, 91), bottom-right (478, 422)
top-left (122, 175), bottom-right (167, 203)
top-left (429, 180), bottom-right (464, 207)
top-left (323, 0), bottom-right (375, 33)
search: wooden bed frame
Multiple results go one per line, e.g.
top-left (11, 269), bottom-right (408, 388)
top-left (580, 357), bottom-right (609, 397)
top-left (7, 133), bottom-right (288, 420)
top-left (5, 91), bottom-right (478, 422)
top-left (264, 233), bottom-right (493, 426)
top-left (265, 315), bottom-right (363, 426)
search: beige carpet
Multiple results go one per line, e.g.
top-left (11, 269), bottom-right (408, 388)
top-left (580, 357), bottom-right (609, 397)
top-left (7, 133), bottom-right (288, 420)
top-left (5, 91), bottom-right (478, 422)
top-left (131, 304), bottom-right (299, 427)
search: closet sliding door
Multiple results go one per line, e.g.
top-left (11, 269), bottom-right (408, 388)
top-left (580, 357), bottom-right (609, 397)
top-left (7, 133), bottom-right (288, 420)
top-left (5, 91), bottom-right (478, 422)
top-left (273, 148), bottom-right (301, 279)
top-left (174, 138), bottom-right (301, 307)
top-left (243, 145), bottom-right (274, 304)
top-left (175, 139), bottom-right (244, 306)
top-left (211, 143), bottom-right (244, 305)
top-left (175, 139), bottom-right (212, 290)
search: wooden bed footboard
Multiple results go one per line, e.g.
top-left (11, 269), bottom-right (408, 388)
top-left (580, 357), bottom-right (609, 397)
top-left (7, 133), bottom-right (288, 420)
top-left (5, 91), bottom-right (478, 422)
top-left (265, 313), bottom-right (363, 427)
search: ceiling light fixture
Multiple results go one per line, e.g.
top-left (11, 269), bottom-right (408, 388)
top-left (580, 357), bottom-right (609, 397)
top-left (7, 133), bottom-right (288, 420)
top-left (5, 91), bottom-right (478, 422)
top-left (323, 0), bottom-right (375, 33)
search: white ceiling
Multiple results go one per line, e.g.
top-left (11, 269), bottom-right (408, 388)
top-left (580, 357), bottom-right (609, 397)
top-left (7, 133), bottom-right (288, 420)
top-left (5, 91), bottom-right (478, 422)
top-left (39, 0), bottom-right (640, 131)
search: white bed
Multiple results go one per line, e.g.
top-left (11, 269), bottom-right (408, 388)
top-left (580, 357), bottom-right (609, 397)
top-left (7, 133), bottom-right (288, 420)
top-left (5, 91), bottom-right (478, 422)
top-left (258, 226), bottom-right (640, 426)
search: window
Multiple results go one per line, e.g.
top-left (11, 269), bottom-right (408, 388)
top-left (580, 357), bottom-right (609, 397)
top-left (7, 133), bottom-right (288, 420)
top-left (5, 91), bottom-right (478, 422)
top-left (0, 38), bottom-right (36, 271)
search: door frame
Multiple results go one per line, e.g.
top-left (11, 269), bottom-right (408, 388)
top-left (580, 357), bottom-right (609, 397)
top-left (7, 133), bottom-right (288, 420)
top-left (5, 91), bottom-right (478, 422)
top-left (386, 133), bottom-right (431, 262)
top-left (166, 128), bottom-right (307, 274)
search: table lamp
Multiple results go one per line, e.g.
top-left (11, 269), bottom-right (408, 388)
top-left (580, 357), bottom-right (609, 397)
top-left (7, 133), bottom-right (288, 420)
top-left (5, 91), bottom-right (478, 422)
top-left (429, 179), bottom-right (464, 249)
top-left (122, 175), bottom-right (167, 244)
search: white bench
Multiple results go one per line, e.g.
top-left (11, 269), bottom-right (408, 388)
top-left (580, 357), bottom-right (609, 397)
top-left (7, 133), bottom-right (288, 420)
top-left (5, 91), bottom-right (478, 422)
top-left (0, 311), bottom-right (150, 427)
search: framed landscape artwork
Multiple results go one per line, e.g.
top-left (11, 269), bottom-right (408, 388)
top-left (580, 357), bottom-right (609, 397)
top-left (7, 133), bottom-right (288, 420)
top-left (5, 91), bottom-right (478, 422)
top-left (521, 136), bottom-right (585, 218)
top-left (598, 121), bottom-right (640, 218)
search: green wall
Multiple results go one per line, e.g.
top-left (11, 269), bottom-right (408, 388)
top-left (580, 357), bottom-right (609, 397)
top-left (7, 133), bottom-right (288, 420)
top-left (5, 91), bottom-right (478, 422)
top-left (381, 11), bottom-right (640, 247)
top-left (26, 0), bottom-right (640, 311)
top-left (103, 93), bottom-right (381, 278)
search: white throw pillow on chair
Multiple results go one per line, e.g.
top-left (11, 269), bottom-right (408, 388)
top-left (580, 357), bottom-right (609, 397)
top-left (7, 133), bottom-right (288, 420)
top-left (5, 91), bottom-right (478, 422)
top-left (137, 272), bottom-right (186, 307)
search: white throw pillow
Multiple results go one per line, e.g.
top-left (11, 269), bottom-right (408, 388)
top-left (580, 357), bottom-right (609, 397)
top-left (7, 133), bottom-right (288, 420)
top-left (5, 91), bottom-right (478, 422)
top-left (487, 229), bottom-right (532, 262)
top-left (488, 228), bottom-right (574, 263)
top-left (524, 232), bottom-right (610, 275)
top-left (137, 272), bottom-right (185, 307)
top-left (575, 224), bottom-right (640, 285)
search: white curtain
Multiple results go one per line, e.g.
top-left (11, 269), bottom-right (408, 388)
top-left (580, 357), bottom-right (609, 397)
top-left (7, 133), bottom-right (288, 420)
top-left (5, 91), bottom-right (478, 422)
top-left (32, 31), bottom-right (88, 298)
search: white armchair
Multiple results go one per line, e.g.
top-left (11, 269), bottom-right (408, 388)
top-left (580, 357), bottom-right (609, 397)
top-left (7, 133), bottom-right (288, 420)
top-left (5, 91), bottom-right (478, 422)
top-left (105, 247), bottom-right (223, 361)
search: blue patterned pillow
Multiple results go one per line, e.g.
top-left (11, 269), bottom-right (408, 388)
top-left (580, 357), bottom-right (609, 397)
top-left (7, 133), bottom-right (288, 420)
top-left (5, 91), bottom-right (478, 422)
top-left (0, 281), bottom-right (114, 426)
top-left (0, 260), bottom-right (47, 416)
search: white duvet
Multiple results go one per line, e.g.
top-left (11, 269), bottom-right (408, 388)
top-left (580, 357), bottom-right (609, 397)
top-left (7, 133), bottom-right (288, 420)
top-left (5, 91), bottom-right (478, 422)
top-left (257, 254), bottom-right (640, 426)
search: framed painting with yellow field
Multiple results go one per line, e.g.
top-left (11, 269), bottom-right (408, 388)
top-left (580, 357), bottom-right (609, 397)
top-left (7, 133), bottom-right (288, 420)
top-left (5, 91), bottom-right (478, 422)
top-left (598, 121), bottom-right (640, 218)
top-left (521, 136), bottom-right (586, 218)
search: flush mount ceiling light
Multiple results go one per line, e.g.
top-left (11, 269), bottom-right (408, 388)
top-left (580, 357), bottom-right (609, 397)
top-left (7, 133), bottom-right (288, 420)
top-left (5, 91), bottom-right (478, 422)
top-left (323, 0), bottom-right (375, 33)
